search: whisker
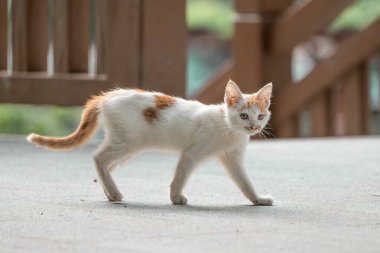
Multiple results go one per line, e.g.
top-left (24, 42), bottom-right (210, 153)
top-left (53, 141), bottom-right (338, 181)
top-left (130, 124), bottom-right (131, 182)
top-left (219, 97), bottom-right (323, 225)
top-left (260, 132), bottom-right (267, 140)
top-left (262, 129), bottom-right (276, 138)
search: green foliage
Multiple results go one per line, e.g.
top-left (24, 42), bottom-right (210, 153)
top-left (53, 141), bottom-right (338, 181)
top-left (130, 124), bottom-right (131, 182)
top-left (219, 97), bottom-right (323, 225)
top-left (187, 0), bottom-right (233, 39)
top-left (0, 104), bottom-right (81, 136)
top-left (330, 0), bottom-right (380, 31)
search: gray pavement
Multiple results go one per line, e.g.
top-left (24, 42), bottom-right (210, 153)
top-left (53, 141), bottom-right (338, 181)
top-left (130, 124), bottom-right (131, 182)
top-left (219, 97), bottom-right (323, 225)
top-left (0, 134), bottom-right (379, 253)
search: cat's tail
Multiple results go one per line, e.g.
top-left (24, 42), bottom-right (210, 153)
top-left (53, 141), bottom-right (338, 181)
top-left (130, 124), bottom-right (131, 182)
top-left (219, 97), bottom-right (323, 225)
top-left (27, 94), bottom-right (105, 151)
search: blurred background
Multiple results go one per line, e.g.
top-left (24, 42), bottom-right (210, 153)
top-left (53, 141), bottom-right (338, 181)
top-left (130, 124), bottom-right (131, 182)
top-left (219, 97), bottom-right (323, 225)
top-left (0, 0), bottom-right (380, 138)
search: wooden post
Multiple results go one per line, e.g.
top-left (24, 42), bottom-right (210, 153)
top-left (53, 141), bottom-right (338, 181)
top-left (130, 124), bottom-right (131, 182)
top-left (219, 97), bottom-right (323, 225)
top-left (341, 69), bottom-right (362, 135)
top-left (141, 0), bottom-right (186, 96)
top-left (11, 0), bottom-right (28, 71)
top-left (267, 49), bottom-right (298, 138)
top-left (310, 93), bottom-right (329, 137)
top-left (68, 0), bottom-right (89, 73)
top-left (234, 0), bottom-right (296, 137)
top-left (359, 60), bottom-right (371, 135)
top-left (0, 0), bottom-right (7, 70)
top-left (105, 0), bottom-right (140, 86)
top-left (51, 0), bottom-right (69, 73)
top-left (331, 81), bottom-right (350, 136)
top-left (27, 0), bottom-right (48, 71)
top-left (329, 83), bottom-right (340, 136)
top-left (95, 0), bottom-right (106, 75)
top-left (233, 14), bottom-right (263, 91)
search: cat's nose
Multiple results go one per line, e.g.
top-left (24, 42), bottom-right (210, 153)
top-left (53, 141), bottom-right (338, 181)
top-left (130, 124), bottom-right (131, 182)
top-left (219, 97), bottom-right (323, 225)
top-left (250, 126), bottom-right (261, 131)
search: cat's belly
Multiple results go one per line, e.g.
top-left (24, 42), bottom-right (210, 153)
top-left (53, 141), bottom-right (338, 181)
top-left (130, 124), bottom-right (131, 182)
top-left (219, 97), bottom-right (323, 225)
top-left (136, 128), bottom-right (192, 151)
top-left (128, 125), bottom-right (247, 156)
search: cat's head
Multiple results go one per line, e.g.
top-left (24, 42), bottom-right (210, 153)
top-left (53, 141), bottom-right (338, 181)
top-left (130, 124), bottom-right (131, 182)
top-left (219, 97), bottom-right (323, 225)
top-left (224, 80), bottom-right (272, 136)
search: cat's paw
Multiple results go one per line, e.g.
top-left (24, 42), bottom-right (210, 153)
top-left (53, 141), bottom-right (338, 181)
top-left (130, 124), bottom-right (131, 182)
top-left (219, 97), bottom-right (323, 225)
top-left (253, 195), bottom-right (273, 206)
top-left (105, 190), bottom-right (123, 202)
top-left (170, 194), bottom-right (188, 205)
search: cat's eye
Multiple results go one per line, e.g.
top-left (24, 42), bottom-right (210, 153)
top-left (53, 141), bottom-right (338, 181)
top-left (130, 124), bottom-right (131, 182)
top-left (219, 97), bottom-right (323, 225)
top-left (240, 113), bottom-right (248, 120)
top-left (258, 114), bottom-right (265, 120)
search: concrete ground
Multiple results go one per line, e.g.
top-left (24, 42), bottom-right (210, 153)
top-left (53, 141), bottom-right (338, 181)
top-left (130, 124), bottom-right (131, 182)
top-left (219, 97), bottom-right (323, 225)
top-left (0, 134), bottom-right (379, 253)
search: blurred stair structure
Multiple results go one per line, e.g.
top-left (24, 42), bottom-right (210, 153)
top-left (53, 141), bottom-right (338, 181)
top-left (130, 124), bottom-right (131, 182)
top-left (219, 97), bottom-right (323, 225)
top-left (195, 0), bottom-right (380, 138)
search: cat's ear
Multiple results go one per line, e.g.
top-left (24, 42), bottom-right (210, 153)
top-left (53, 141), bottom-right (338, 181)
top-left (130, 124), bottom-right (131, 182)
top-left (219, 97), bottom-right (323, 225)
top-left (256, 83), bottom-right (273, 107)
top-left (224, 80), bottom-right (244, 106)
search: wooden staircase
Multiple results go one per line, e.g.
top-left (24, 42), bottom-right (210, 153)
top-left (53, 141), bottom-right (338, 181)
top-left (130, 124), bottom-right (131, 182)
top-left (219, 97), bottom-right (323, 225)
top-left (194, 0), bottom-right (380, 138)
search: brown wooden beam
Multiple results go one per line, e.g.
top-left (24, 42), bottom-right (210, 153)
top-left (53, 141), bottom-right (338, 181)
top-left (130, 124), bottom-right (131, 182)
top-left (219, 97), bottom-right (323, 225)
top-left (0, 72), bottom-right (111, 105)
top-left (272, 17), bottom-right (380, 128)
top-left (271, 0), bottom-right (353, 53)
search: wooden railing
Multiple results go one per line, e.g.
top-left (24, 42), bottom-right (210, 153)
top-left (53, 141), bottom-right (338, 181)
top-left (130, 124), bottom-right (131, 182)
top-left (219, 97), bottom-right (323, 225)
top-left (1, 0), bottom-right (379, 138)
top-left (0, 0), bottom-right (186, 106)
top-left (194, 0), bottom-right (380, 138)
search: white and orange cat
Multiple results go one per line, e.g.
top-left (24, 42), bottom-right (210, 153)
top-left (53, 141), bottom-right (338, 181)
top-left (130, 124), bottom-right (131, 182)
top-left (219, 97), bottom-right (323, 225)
top-left (27, 80), bottom-right (274, 206)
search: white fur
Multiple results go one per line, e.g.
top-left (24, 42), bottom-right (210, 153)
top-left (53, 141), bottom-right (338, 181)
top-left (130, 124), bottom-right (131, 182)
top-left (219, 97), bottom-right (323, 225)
top-left (94, 81), bottom-right (273, 205)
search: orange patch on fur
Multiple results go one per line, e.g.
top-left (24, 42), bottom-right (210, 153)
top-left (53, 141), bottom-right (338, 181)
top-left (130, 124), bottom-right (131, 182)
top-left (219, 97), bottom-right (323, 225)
top-left (143, 107), bottom-right (157, 123)
top-left (246, 95), bottom-right (267, 111)
top-left (155, 95), bottom-right (175, 109)
top-left (143, 95), bottom-right (175, 124)
top-left (133, 88), bottom-right (145, 93)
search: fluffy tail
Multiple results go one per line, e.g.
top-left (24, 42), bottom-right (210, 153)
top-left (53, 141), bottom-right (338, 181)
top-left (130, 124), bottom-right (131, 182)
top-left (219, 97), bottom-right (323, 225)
top-left (27, 95), bottom-right (104, 151)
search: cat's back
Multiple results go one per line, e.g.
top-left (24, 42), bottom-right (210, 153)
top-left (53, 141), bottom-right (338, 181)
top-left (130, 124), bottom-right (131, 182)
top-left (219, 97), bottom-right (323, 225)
top-left (100, 88), bottom-right (209, 129)
top-left (102, 88), bottom-right (203, 113)
top-left (102, 88), bottom-right (154, 110)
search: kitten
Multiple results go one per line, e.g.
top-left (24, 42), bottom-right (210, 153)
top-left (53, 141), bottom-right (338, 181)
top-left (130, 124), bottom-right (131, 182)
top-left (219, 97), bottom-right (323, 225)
top-left (27, 80), bottom-right (274, 206)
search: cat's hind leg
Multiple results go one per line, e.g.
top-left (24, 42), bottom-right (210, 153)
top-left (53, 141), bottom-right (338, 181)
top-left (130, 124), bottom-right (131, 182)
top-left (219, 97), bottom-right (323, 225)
top-left (94, 143), bottom-right (128, 201)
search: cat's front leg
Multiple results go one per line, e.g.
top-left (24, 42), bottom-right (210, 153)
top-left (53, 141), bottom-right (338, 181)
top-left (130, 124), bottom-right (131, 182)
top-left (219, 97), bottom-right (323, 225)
top-left (170, 153), bottom-right (198, 205)
top-left (219, 150), bottom-right (273, 206)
